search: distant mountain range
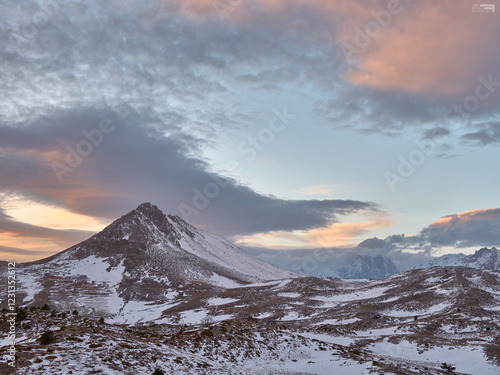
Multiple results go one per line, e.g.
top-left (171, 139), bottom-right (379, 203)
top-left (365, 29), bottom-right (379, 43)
top-left (257, 251), bottom-right (400, 280)
top-left (252, 246), bottom-right (500, 280)
top-left (424, 247), bottom-right (500, 270)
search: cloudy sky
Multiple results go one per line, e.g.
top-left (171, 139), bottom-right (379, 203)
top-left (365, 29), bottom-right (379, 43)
top-left (1, 0), bottom-right (499, 262)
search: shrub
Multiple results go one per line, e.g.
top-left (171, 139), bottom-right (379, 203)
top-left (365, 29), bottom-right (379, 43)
top-left (17, 308), bottom-right (27, 321)
top-left (39, 330), bottom-right (56, 345)
top-left (99, 317), bottom-right (105, 324)
top-left (441, 363), bottom-right (456, 373)
top-left (41, 304), bottom-right (51, 311)
top-left (152, 369), bottom-right (165, 375)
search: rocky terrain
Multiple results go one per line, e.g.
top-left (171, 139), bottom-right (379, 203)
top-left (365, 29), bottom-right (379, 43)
top-left (1, 204), bottom-right (499, 374)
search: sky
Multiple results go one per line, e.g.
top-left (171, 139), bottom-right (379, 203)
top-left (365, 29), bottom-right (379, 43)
top-left (0, 0), bottom-right (499, 264)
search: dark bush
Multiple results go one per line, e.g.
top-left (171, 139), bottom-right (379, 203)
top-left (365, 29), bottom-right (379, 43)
top-left (152, 369), bottom-right (165, 375)
top-left (17, 308), bottom-right (27, 321)
top-left (41, 304), bottom-right (51, 311)
top-left (441, 363), bottom-right (456, 373)
top-left (39, 330), bottom-right (56, 345)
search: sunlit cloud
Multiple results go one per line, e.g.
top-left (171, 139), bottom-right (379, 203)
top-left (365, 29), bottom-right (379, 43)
top-left (388, 208), bottom-right (500, 250)
top-left (1, 0), bottom-right (498, 261)
top-left (166, 0), bottom-right (500, 97)
top-left (235, 214), bottom-right (393, 248)
top-left (430, 208), bottom-right (500, 228)
top-left (0, 107), bottom-right (378, 259)
top-left (1, 195), bottom-right (107, 231)
top-left (305, 219), bottom-right (393, 247)
top-left (342, 0), bottom-right (500, 96)
top-left (0, 238), bottom-right (62, 262)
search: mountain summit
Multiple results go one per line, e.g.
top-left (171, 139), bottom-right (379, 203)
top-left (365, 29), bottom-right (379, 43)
top-left (16, 203), bottom-right (297, 320)
top-left (46, 202), bottom-right (296, 283)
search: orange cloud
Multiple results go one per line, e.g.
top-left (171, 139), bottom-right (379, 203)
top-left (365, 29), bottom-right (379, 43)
top-left (3, 198), bottom-right (106, 231)
top-left (0, 235), bottom-right (62, 262)
top-left (430, 208), bottom-right (500, 227)
top-left (235, 216), bottom-right (393, 248)
top-left (1, 147), bottom-right (114, 214)
top-left (163, 0), bottom-right (500, 97)
top-left (343, 0), bottom-right (499, 96)
top-left (305, 219), bottom-right (393, 247)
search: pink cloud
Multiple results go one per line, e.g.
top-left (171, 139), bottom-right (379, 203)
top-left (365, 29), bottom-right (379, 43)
top-left (430, 208), bottom-right (500, 228)
top-left (342, 0), bottom-right (500, 96)
top-left (305, 218), bottom-right (393, 247)
top-left (235, 215), bottom-right (393, 248)
top-left (164, 0), bottom-right (500, 97)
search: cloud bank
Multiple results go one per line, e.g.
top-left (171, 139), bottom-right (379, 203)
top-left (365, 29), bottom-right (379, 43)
top-left (0, 107), bottom-right (378, 245)
top-left (1, 0), bottom-right (499, 260)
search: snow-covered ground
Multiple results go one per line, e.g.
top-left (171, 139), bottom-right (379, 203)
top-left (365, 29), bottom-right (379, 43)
top-left (370, 339), bottom-right (500, 375)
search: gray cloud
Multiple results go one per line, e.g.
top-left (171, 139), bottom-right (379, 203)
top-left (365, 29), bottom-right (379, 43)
top-left (249, 207), bottom-right (500, 275)
top-left (415, 208), bottom-right (500, 248)
top-left (1, 0), bottom-right (498, 258)
top-left (422, 127), bottom-right (450, 140)
top-left (1, 0), bottom-right (498, 154)
top-left (0, 107), bottom-right (378, 237)
top-left (365, 208), bottom-right (500, 260)
top-left (461, 122), bottom-right (500, 146)
top-left (373, 208), bottom-right (500, 252)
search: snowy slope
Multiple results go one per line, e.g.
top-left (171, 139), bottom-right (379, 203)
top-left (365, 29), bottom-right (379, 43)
top-left (2, 266), bottom-right (500, 374)
top-left (168, 214), bottom-right (297, 283)
top-left (10, 203), bottom-right (298, 321)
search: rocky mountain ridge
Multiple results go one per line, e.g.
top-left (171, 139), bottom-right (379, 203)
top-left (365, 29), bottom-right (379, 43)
top-left (425, 247), bottom-right (500, 270)
top-left (1, 203), bottom-right (500, 374)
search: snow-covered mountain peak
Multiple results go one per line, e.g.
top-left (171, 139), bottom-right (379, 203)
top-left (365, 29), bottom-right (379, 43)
top-left (426, 247), bottom-right (500, 270)
top-left (18, 203), bottom-right (298, 318)
top-left (97, 202), bottom-right (182, 245)
top-left (471, 246), bottom-right (498, 258)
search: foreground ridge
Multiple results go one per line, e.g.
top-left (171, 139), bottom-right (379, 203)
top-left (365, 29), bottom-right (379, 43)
top-left (1, 204), bottom-right (499, 374)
